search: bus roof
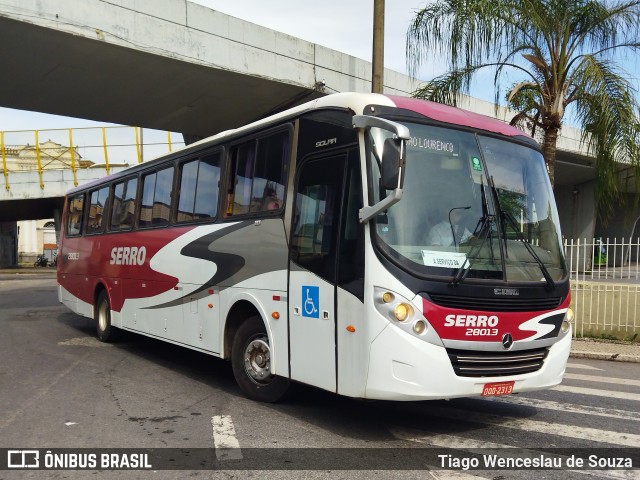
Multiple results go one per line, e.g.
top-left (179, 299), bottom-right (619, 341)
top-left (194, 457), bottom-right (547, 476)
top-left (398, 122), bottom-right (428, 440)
top-left (386, 95), bottom-right (528, 138)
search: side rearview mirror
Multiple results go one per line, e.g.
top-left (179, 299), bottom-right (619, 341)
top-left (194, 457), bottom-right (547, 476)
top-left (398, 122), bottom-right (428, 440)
top-left (381, 137), bottom-right (405, 191)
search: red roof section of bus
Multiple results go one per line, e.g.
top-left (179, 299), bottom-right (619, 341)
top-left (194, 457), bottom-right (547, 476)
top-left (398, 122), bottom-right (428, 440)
top-left (386, 95), bottom-right (526, 138)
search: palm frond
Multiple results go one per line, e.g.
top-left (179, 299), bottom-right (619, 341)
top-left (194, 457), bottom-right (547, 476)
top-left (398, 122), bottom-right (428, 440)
top-left (407, 0), bottom-right (640, 216)
top-left (412, 68), bottom-right (475, 106)
top-left (570, 55), bottom-right (640, 219)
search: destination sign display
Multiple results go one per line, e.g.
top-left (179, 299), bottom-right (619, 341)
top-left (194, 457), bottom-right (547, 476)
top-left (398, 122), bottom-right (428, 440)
top-left (408, 136), bottom-right (459, 155)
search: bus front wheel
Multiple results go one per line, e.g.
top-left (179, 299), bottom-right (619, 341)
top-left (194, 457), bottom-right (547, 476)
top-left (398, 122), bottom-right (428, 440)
top-left (95, 290), bottom-right (118, 342)
top-left (231, 316), bottom-right (289, 402)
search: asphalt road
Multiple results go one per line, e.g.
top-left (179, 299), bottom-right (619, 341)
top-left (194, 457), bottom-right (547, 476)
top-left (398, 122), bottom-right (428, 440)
top-left (0, 272), bottom-right (638, 480)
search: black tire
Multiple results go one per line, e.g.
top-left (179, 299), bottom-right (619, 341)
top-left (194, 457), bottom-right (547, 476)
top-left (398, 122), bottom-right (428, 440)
top-left (95, 290), bottom-right (118, 342)
top-left (231, 316), bottom-right (289, 402)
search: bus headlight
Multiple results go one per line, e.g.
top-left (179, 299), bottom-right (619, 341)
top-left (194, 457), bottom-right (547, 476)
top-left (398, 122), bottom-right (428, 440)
top-left (373, 287), bottom-right (442, 347)
top-left (394, 303), bottom-right (412, 322)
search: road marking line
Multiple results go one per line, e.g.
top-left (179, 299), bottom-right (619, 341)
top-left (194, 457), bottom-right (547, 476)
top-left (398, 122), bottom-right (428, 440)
top-left (487, 395), bottom-right (640, 422)
top-left (392, 430), bottom-right (636, 480)
top-left (211, 415), bottom-right (242, 460)
top-left (553, 385), bottom-right (640, 402)
top-left (564, 372), bottom-right (640, 387)
top-left (404, 404), bottom-right (640, 447)
top-left (566, 362), bottom-right (603, 371)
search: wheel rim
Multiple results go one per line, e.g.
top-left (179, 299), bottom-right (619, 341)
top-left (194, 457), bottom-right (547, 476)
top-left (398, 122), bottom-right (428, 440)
top-left (243, 335), bottom-right (272, 385)
top-left (98, 301), bottom-right (108, 332)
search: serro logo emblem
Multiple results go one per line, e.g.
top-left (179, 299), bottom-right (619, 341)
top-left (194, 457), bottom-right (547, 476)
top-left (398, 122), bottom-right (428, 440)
top-left (444, 314), bottom-right (499, 327)
top-left (110, 246), bottom-right (146, 266)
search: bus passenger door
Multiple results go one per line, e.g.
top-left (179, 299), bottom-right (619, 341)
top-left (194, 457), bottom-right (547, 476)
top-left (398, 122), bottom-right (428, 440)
top-left (288, 154), bottom-right (346, 392)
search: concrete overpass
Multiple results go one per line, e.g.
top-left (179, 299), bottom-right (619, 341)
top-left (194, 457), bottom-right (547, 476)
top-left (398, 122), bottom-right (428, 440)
top-left (0, 0), bottom-right (415, 138)
top-left (0, 166), bottom-right (130, 222)
top-left (0, 0), bottom-right (614, 257)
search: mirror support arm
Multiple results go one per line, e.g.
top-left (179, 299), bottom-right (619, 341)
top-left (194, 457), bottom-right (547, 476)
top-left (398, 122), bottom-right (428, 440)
top-left (352, 115), bottom-right (411, 140)
top-left (359, 188), bottom-right (402, 223)
top-left (353, 114), bottom-right (410, 224)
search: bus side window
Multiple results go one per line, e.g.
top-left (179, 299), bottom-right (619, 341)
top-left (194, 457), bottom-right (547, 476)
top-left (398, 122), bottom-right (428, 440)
top-left (139, 166), bottom-right (174, 228)
top-left (251, 130), bottom-right (288, 213)
top-left (66, 194), bottom-right (85, 236)
top-left (227, 142), bottom-right (255, 216)
top-left (110, 177), bottom-right (138, 231)
top-left (177, 160), bottom-right (198, 222)
top-left (226, 128), bottom-right (289, 217)
top-left (291, 155), bottom-right (344, 283)
top-left (86, 186), bottom-right (110, 235)
top-left (337, 151), bottom-right (364, 299)
top-left (177, 152), bottom-right (221, 223)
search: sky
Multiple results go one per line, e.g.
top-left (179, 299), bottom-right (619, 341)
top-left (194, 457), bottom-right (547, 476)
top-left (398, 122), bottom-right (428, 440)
top-left (0, 0), bottom-right (637, 132)
top-left (197, 0), bottom-right (427, 78)
top-left (0, 0), bottom-right (438, 132)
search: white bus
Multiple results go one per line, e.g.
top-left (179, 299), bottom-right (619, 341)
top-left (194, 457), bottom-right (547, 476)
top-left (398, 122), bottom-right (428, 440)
top-left (58, 92), bottom-right (572, 402)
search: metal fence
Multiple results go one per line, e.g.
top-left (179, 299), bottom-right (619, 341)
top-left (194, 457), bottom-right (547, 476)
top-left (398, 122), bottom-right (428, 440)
top-left (1, 126), bottom-right (184, 190)
top-left (564, 238), bottom-right (640, 338)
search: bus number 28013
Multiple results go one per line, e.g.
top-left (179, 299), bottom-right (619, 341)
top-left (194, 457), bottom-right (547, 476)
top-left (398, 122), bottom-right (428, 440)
top-left (466, 328), bottom-right (498, 336)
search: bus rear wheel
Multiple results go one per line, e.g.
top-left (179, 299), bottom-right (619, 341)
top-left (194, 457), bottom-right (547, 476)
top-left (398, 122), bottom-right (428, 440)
top-left (95, 290), bottom-right (118, 342)
top-left (231, 316), bottom-right (289, 402)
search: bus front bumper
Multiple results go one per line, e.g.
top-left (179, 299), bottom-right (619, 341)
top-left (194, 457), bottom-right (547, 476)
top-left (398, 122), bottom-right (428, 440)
top-left (364, 325), bottom-right (572, 401)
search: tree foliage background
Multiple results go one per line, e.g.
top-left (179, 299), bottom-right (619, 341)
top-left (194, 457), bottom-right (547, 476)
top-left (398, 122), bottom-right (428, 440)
top-left (406, 0), bottom-right (640, 221)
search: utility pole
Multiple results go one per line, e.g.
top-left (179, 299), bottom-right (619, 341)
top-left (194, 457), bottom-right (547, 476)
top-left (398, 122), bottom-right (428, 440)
top-left (372, 0), bottom-right (384, 93)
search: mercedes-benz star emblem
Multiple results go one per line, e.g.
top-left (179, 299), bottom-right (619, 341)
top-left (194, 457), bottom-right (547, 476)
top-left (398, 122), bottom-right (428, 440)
top-left (502, 333), bottom-right (514, 350)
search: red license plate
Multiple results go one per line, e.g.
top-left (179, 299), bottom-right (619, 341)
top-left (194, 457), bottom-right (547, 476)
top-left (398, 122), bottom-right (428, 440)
top-left (481, 381), bottom-right (515, 397)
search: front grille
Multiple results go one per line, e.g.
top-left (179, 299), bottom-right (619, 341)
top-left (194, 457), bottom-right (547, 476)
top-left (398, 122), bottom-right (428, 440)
top-left (446, 347), bottom-right (549, 377)
top-left (428, 294), bottom-right (562, 312)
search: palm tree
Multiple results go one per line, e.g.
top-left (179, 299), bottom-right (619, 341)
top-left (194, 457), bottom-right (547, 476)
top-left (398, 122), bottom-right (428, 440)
top-left (406, 0), bottom-right (640, 218)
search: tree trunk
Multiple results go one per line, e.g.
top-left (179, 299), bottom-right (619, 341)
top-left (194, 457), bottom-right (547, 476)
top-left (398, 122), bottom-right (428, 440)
top-left (542, 127), bottom-right (559, 187)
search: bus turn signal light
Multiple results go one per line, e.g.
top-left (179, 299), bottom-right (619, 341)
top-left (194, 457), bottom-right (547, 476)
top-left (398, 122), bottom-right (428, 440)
top-left (346, 325), bottom-right (356, 332)
top-left (272, 312), bottom-right (280, 319)
top-left (413, 320), bottom-right (426, 334)
top-left (565, 308), bottom-right (574, 323)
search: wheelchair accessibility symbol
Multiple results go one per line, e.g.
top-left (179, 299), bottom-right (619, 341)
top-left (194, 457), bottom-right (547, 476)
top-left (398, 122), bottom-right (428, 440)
top-left (302, 286), bottom-right (319, 318)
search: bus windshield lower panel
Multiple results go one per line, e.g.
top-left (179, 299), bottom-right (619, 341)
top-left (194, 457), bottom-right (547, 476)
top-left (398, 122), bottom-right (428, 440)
top-left (369, 122), bottom-right (566, 283)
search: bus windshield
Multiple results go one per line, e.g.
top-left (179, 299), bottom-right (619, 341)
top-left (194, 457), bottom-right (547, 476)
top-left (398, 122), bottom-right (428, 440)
top-left (369, 122), bottom-right (566, 283)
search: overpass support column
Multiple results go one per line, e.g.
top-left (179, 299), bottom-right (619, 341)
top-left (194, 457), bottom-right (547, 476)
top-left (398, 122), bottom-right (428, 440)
top-left (53, 207), bottom-right (62, 246)
top-left (1, 132), bottom-right (9, 191)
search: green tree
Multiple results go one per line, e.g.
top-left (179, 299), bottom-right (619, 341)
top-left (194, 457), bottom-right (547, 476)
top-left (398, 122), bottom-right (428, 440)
top-left (407, 0), bottom-right (640, 219)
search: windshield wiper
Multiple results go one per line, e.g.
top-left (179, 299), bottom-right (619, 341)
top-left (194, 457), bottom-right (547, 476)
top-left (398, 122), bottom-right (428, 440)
top-left (501, 209), bottom-right (556, 290)
top-left (486, 176), bottom-right (509, 281)
top-left (486, 174), bottom-right (554, 290)
top-left (450, 175), bottom-right (555, 290)
top-left (450, 175), bottom-right (494, 287)
top-left (449, 213), bottom-right (494, 287)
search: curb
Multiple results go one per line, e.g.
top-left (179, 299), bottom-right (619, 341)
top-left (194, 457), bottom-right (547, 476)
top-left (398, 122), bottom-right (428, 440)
top-left (570, 351), bottom-right (640, 363)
